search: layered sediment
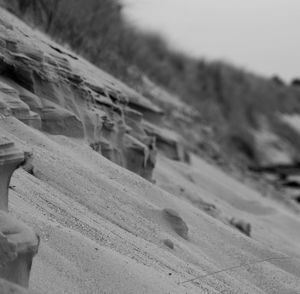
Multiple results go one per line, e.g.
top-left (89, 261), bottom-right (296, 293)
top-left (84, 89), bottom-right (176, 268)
top-left (0, 15), bottom-right (155, 180)
top-left (0, 10), bottom-right (191, 181)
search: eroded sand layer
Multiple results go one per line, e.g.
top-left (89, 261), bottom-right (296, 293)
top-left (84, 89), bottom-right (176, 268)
top-left (1, 117), bottom-right (299, 294)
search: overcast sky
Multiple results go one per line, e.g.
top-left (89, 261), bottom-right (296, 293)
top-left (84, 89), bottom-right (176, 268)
top-left (123, 0), bottom-right (300, 81)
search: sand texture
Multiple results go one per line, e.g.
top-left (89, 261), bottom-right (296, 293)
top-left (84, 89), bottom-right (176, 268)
top-left (0, 7), bottom-right (299, 294)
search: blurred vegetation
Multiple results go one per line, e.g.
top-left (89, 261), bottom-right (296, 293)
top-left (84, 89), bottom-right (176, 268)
top-left (3, 0), bottom-right (300, 163)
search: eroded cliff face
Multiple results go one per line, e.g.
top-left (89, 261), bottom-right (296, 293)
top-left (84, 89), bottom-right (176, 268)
top-left (0, 12), bottom-right (190, 290)
top-left (0, 9), bottom-right (182, 181)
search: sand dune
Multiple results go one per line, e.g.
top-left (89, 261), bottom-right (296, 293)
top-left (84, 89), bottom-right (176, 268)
top-left (0, 116), bottom-right (298, 293)
top-left (0, 6), bottom-right (299, 294)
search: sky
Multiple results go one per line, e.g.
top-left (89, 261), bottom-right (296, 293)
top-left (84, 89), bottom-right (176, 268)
top-left (123, 0), bottom-right (300, 81)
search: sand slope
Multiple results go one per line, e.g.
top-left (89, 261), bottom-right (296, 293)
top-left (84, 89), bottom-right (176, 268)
top-left (0, 116), bottom-right (299, 293)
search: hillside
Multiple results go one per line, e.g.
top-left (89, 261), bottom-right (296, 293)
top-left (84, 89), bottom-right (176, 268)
top-left (4, 0), bottom-right (300, 173)
top-left (0, 4), bottom-right (299, 294)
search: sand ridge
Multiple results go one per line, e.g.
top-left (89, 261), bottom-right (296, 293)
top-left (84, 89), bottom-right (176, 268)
top-left (0, 117), bottom-right (299, 293)
top-left (0, 6), bottom-right (299, 294)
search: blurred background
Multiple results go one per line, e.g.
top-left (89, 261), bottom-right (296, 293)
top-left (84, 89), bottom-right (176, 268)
top-left (2, 0), bottom-right (300, 187)
top-left (124, 0), bottom-right (300, 82)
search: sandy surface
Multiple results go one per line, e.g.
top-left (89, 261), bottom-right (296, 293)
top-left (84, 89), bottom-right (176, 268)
top-left (0, 5), bottom-right (299, 294)
top-left (0, 116), bottom-right (299, 293)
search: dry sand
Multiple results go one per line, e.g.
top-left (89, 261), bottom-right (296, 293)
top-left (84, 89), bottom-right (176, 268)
top-left (0, 116), bottom-right (299, 293)
top-left (0, 6), bottom-right (299, 294)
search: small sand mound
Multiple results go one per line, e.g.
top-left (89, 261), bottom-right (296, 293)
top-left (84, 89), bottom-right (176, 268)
top-left (162, 209), bottom-right (189, 240)
top-left (163, 239), bottom-right (175, 249)
top-left (229, 218), bottom-right (251, 237)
